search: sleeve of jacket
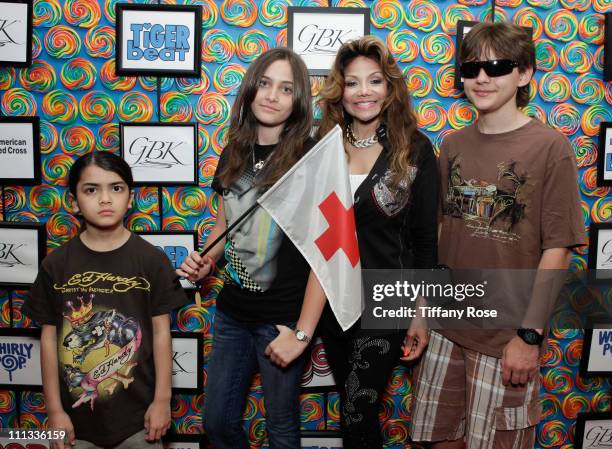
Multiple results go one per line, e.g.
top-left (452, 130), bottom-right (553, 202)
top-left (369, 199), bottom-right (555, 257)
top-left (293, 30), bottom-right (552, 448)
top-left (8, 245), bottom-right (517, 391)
top-left (408, 133), bottom-right (439, 269)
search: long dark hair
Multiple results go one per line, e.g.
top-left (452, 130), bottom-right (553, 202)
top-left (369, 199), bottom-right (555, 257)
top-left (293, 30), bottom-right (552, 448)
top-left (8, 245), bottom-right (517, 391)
top-left (217, 48), bottom-right (313, 188)
top-left (318, 36), bottom-right (418, 189)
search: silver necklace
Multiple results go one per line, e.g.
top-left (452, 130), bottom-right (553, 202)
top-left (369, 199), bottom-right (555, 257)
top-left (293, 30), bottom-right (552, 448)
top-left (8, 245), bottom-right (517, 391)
top-left (346, 123), bottom-right (379, 148)
top-left (252, 149), bottom-right (266, 172)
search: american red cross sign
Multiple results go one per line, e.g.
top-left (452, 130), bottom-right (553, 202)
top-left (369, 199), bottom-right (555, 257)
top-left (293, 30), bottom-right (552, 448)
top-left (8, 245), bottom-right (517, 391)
top-left (314, 192), bottom-right (359, 267)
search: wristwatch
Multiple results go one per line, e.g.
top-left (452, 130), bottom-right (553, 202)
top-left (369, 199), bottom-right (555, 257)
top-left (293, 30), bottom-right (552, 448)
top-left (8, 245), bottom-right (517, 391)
top-left (294, 328), bottom-right (311, 344)
top-left (517, 328), bottom-right (544, 345)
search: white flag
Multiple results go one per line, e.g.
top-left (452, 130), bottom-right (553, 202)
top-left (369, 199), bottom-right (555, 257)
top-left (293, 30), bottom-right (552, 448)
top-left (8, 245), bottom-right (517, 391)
top-left (258, 126), bottom-right (362, 331)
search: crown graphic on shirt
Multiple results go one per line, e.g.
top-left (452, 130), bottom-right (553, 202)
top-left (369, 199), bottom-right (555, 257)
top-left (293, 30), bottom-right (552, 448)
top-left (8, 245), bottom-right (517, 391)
top-left (63, 294), bottom-right (94, 324)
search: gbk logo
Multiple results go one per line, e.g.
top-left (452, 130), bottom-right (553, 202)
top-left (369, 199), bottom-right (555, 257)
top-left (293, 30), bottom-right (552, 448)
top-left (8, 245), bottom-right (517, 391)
top-left (172, 351), bottom-right (193, 376)
top-left (584, 425), bottom-right (612, 448)
top-left (602, 239), bottom-right (612, 267)
top-left (0, 19), bottom-right (22, 47)
top-left (129, 137), bottom-right (186, 168)
top-left (298, 24), bottom-right (355, 54)
top-left (127, 23), bottom-right (190, 62)
top-left (0, 342), bottom-right (33, 382)
top-left (0, 242), bottom-right (26, 268)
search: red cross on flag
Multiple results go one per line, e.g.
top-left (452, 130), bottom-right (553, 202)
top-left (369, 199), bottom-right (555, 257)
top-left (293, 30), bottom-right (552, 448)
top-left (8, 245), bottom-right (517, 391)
top-left (258, 125), bottom-right (362, 331)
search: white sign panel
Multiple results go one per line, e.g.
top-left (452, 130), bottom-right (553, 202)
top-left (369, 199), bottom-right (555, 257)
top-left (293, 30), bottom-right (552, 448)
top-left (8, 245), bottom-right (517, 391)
top-left (0, 117), bottom-right (39, 184)
top-left (301, 437), bottom-right (343, 449)
top-left (0, 225), bottom-right (44, 287)
top-left (164, 442), bottom-right (199, 449)
top-left (0, 335), bottom-right (42, 387)
top-left (595, 228), bottom-right (612, 278)
top-left (162, 435), bottom-right (206, 449)
top-left (138, 232), bottom-right (197, 289)
top-left (0, 1), bottom-right (30, 65)
top-left (117, 4), bottom-right (201, 77)
top-left (582, 419), bottom-right (612, 448)
top-left (576, 413), bottom-right (612, 449)
top-left (587, 326), bottom-right (612, 373)
top-left (288, 7), bottom-right (369, 75)
top-left (121, 123), bottom-right (198, 185)
top-left (0, 123), bottom-right (34, 179)
top-left (170, 333), bottom-right (202, 393)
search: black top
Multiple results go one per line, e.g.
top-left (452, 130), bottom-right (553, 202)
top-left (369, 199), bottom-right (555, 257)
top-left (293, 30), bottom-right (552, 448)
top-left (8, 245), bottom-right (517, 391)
top-left (322, 130), bottom-right (439, 334)
top-left (23, 234), bottom-right (189, 446)
top-left (353, 130), bottom-right (438, 270)
top-left (211, 140), bottom-right (315, 323)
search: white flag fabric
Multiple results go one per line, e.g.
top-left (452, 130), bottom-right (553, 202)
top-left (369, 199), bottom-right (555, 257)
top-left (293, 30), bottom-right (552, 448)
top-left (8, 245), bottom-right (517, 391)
top-left (258, 125), bottom-right (362, 331)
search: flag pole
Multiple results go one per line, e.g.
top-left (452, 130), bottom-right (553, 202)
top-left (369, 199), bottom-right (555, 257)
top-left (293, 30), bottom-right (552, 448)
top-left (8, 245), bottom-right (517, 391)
top-left (198, 202), bottom-right (261, 257)
top-left (185, 200), bottom-right (261, 293)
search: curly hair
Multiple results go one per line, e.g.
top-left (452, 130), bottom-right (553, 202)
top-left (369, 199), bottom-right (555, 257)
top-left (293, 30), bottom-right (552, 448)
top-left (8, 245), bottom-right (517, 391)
top-left (317, 35), bottom-right (418, 189)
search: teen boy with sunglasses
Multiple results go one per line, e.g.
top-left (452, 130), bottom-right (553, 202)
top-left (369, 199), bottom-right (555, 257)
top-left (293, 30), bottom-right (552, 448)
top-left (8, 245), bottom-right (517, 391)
top-left (408, 22), bottom-right (585, 449)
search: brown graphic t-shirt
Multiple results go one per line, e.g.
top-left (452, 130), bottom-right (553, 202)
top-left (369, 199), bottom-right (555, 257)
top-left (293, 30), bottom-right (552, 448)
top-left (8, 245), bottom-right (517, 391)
top-left (437, 119), bottom-right (585, 357)
top-left (23, 233), bottom-right (189, 446)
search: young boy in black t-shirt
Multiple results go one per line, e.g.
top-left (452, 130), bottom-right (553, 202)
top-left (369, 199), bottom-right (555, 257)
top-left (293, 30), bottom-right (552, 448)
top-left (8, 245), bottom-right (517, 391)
top-left (24, 152), bottom-right (188, 449)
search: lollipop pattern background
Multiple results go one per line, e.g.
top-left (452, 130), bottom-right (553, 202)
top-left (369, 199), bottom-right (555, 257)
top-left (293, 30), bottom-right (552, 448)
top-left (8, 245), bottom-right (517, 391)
top-left (1, 0), bottom-right (611, 447)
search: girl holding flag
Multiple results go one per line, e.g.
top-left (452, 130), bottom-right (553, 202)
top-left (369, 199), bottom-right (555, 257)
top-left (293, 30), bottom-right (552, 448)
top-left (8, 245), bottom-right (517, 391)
top-left (316, 36), bottom-right (439, 448)
top-left (177, 48), bottom-right (326, 449)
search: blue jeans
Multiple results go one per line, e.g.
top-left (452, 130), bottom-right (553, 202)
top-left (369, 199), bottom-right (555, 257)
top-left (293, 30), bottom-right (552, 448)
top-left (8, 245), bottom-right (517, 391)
top-left (204, 310), bottom-right (305, 449)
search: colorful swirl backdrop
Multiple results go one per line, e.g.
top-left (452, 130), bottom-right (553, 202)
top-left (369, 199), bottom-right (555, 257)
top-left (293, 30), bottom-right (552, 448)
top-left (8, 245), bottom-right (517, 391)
top-left (0, 0), bottom-right (610, 447)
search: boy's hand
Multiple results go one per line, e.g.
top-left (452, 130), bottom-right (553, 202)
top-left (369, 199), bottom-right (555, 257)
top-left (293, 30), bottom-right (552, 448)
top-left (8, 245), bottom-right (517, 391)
top-left (264, 325), bottom-right (308, 368)
top-left (144, 399), bottom-right (171, 442)
top-left (176, 251), bottom-right (213, 282)
top-left (501, 336), bottom-right (539, 386)
top-left (48, 410), bottom-right (75, 449)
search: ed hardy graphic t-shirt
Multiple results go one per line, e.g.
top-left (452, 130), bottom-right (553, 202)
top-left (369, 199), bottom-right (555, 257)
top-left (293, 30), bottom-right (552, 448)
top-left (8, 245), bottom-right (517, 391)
top-left (23, 233), bottom-right (189, 446)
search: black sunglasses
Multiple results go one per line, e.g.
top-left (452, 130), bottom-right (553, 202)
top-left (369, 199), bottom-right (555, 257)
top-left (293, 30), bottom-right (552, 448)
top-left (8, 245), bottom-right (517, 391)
top-left (460, 59), bottom-right (519, 79)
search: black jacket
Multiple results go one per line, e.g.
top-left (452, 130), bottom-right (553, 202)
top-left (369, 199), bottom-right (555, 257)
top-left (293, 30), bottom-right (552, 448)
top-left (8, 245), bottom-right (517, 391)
top-left (353, 130), bottom-right (438, 270)
top-left (321, 130), bottom-right (439, 335)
